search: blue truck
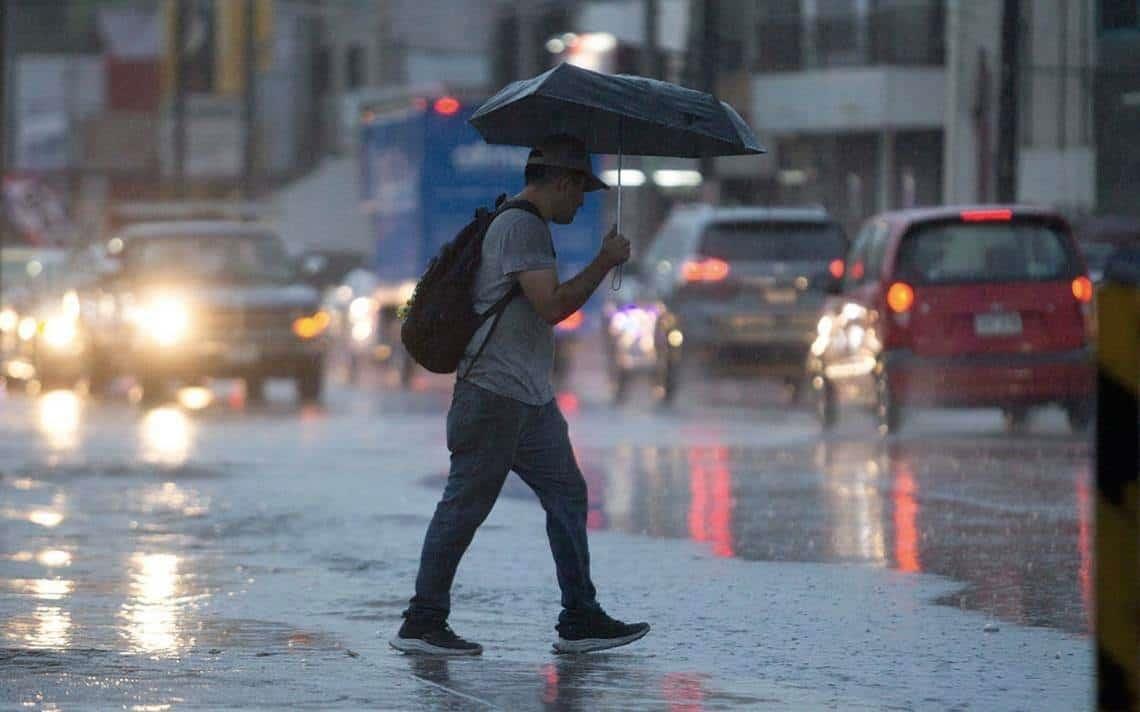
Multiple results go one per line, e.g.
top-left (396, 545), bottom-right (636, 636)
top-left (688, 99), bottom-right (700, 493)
top-left (356, 93), bottom-right (604, 387)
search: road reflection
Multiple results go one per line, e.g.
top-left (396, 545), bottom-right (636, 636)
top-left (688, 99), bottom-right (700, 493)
top-left (120, 553), bottom-right (192, 655)
top-left (35, 390), bottom-right (82, 452)
top-left (139, 408), bottom-right (194, 465)
top-left (571, 435), bottom-right (1089, 633)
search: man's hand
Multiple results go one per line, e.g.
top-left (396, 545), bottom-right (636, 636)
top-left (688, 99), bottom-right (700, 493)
top-left (598, 225), bottom-right (631, 268)
top-left (517, 226), bottom-right (632, 325)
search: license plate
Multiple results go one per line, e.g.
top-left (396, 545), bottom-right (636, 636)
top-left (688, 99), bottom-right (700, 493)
top-left (226, 344), bottom-right (259, 364)
top-left (765, 288), bottom-right (797, 304)
top-left (974, 312), bottom-right (1022, 336)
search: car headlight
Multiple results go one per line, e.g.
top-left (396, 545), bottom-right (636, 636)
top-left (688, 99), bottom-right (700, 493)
top-left (130, 296), bottom-right (191, 346)
top-left (42, 316), bottom-right (78, 349)
top-left (293, 310), bottom-right (331, 340)
top-left (0, 307), bottom-right (17, 332)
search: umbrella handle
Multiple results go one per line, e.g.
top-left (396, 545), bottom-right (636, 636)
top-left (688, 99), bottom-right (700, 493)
top-left (611, 132), bottom-right (623, 291)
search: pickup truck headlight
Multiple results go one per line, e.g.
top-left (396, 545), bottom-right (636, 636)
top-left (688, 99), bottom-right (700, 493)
top-left (130, 295), bottom-right (191, 346)
top-left (293, 310), bottom-right (331, 340)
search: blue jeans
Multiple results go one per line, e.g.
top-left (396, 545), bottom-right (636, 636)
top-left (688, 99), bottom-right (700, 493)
top-left (406, 380), bottom-right (600, 624)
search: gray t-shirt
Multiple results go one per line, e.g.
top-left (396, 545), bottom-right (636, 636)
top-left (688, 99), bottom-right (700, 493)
top-left (458, 207), bottom-right (557, 405)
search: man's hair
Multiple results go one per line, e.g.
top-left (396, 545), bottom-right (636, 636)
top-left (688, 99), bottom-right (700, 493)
top-left (524, 163), bottom-right (579, 187)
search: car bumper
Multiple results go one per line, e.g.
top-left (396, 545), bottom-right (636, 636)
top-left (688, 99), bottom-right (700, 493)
top-left (126, 338), bottom-right (326, 379)
top-left (883, 347), bottom-right (1093, 406)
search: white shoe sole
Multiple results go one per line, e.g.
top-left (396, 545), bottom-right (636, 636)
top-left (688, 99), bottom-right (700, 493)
top-left (389, 636), bottom-right (482, 656)
top-left (552, 625), bottom-right (650, 654)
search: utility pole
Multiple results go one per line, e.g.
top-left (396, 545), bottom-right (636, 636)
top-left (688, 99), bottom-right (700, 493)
top-left (0, 0), bottom-right (7, 259)
top-left (241, 0), bottom-right (257, 200)
top-left (642, 0), bottom-right (661, 79)
top-left (171, 0), bottom-right (187, 199)
top-left (996, 0), bottom-right (1020, 203)
top-left (698, 0), bottom-right (719, 204)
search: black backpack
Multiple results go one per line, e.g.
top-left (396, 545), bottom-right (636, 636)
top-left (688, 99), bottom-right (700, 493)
top-left (400, 194), bottom-right (543, 375)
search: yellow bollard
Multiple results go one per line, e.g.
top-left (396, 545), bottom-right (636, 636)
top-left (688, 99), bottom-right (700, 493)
top-left (1096, 247), bottom-right (1140, 711)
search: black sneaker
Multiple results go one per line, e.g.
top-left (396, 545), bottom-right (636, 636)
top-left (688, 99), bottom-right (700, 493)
top-left (553, 610), bottom-right (650, 654)
top-left (389, 619), bottom-right (483, 656)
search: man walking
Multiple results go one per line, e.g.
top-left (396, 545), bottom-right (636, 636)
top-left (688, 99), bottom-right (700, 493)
top-left (390, 135), bottom-right (650, 656)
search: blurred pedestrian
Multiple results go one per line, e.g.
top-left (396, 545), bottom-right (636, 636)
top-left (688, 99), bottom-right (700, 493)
top-left (390, 135), bottom-right (649, 656)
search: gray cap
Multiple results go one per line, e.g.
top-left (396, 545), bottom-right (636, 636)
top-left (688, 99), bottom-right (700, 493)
top-left (526, 136), bottom-right (609, 192)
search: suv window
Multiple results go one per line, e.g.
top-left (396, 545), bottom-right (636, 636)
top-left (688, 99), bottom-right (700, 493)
top-left (698, 221), bottom-right (845, 262)
top-left (843, 219), bottom-right (890, 289)
top-left (895, 221), bottom-right (1076, 284)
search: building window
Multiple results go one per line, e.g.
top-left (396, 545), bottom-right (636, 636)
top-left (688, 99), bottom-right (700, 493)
top-left (346, 44), bottom-right (364, 90)
top-left (754, 0), bottom-right (802, 72)
top-left (814, 0), bottom-right (861, 68)
top-left (870, 0), bottom-right (946, 66)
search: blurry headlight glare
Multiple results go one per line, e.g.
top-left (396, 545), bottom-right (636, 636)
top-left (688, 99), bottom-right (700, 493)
top-left (349, 297), bottom-right (374, 321)
top-left (134, 296), bottom-right (191, 346)
top-left (62, 291), bottom-right (80, 319)
top-left (0, 308), bottom-right (17, 332)
top-left (351, 321), bottom-right (373, 343)
top-left (18, 317), bottom-right (38, 341)
top-left (43, 317), bottom-right (77, 348)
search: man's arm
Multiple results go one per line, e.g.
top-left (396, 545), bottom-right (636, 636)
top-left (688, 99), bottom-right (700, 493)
top-left (517, 226), bottom-right (630, 325)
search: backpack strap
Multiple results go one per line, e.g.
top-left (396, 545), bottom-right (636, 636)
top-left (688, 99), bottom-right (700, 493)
top-left (459, 197), bottom-right (547, 381)
top-left (460, 282), bottom-right (521, 381)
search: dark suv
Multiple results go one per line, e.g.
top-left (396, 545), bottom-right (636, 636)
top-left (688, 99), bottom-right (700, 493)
top-left (82, 221), bottom-right (329, 403)
top-left (606, 205), bottom-right (847, 402)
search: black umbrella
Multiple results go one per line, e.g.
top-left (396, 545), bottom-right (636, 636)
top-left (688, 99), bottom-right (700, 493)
top-left (469, 62), bottom-right (764, 158)
top-left (470, 63), bottom-right (765, 287)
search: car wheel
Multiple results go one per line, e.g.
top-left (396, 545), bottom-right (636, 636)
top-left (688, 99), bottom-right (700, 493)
top-left (297, 361), bottom-right (324, 403)
top-left (784, 376), bottom-right (804, 406)
top-left (654, 352), bottom-right (678, 405)
top-left (609, 367), bottom-right (630, 405)
top-left (85, 353), bottom-right (113, 397)
top-left (1065, 399), bottom-right (1093, 433)
top-left (1002, 406), bottom-right (1030, 434)
top-left (814, 375), bottom-right (838, 430)
top-left (138, 376), bottom-right (168, 406)
top-left (245, 377), bottom-right (266, 402)
top-left (876, 372), bottom-right (902, 436)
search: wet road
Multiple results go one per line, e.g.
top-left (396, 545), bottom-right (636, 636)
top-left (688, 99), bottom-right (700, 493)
top-left (0, 349), bottom-right (1092, 709)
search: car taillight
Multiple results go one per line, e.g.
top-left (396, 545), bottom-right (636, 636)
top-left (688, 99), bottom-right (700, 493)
top-left (1071, 276), bottom-right (1093, 303)
top-left (433, 96), bottom-right (460, 116)
top-left (828, 259), bottom-right (845, 279)
top-left (886, 282), bottom-right (915, 313)
top-left (681, 257), bottom-right (730, 283)
top-left (960, 208), bottom-right (1012, 222)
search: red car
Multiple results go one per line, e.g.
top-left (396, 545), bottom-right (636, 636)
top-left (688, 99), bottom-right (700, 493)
top-left (807, 205), bottom-right (1094, 434)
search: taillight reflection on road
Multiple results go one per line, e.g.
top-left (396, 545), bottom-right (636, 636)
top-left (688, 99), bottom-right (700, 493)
top-left (662, 672), bottom-right (704, 712)
top-left (892, 463), bottom-right (922, 574)
top-left (687, 447), bottom-right (734, 558)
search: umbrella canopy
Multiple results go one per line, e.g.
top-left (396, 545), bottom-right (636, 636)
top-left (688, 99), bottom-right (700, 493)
top-left (469, 63), bottom-right (764, 158)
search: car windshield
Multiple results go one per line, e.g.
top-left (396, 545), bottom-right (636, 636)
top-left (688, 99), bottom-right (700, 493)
top-left (698, 221), bottom-right (846, 262)
top-left (124, 234), bottom-right (294, 282)
top-left (895, 221), bottom-right (1076, 284)
top-left (1, 253), bottom-right (70, 301)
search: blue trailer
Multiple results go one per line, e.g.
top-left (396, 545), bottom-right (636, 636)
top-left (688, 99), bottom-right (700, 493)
top-left (358, 94), bottom-right (604, 387)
